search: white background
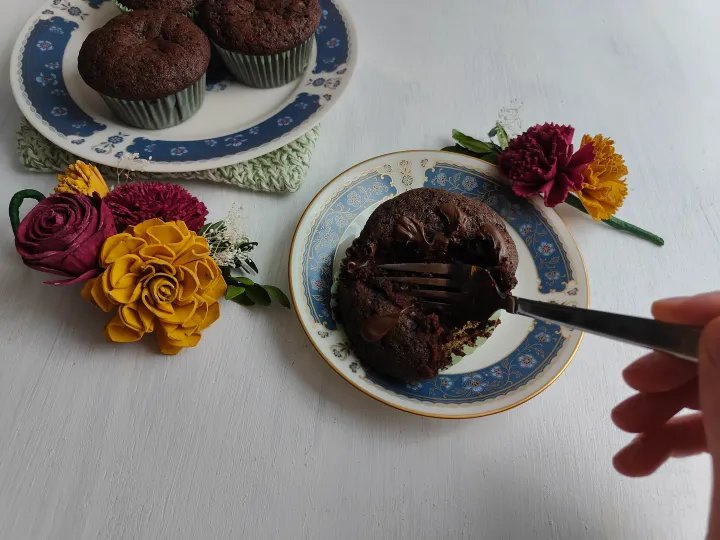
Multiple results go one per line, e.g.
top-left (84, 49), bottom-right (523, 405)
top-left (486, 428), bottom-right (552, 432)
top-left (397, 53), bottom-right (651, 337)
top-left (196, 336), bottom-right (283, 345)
top-left (1, 0), bottom-right (718, 538)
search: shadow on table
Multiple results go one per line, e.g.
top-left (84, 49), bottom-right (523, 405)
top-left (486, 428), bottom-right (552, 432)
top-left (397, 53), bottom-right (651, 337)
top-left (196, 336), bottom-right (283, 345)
top-left (0, 262), bottom-right (116, 354)
top-left (268, 312), bottom-right (478, 436)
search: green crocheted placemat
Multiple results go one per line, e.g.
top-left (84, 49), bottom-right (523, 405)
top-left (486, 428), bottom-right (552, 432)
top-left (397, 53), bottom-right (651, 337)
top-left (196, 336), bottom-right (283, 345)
top-left (16, 120), bottom-right (319, 193)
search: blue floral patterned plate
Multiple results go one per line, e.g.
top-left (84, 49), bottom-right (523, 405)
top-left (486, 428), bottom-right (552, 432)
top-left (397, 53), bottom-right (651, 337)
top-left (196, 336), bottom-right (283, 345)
top-left (10, 0), bottom-right (356, 173)
top-left (289, 151), bottom-right (589, 418)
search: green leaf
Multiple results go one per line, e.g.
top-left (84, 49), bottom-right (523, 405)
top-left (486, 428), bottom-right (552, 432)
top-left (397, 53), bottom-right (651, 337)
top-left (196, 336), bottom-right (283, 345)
top-left (235, 277), bottom-right (255, 286)
top-left (246, 259), bottom-right (259, 274)
top-left (225, 285), bottom-right (246, 300)
top-left (442, 144), bottom-right (481, 158)
top-left (9, 189), bottom-right (46, 236)
top-left (564, 193), bottom-right (664, 246)
top-left (452, 129), bottom-right (494, 154)
top-left (480, 152), bottom-right (498, 165)
top-left (496, 123), bottom-right (510, 150)
top-left (263, 285), bottom-right (291, 309)
top-left (199, 220), bottom-right (223, 236)
top-left (246, 284), bottom-right (271, 306)
top-left (231, 294), bottom-right (255, 306)
top-left (442, 144), bottom-right (499, 165)
top-left (487, 126), bottom-right (498, 138)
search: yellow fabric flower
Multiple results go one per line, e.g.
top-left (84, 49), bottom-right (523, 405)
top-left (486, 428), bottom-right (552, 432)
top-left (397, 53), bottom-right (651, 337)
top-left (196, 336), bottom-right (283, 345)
top-left (573, 134), bottom-right (628, 221)
top-left (81, 218), bottom-right (226, 355)
top-left (55, 161), bottom-right (109, 198)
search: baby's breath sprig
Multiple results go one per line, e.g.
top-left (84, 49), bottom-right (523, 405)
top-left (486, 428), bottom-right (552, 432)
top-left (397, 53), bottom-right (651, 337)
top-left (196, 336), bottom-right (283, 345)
top-left (200, 204), bottom-right (258, 274)
top-left (201, 205), bottom-right (290, 309)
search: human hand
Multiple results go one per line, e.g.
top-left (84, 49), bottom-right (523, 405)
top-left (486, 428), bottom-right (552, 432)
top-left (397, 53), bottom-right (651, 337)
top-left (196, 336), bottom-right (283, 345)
top-left (611, 292), bottom-right (720, 537)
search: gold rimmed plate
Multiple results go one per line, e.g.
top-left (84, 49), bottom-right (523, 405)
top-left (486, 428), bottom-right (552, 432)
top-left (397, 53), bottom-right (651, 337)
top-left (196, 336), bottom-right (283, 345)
top-left (289, 151), bottom-right (588, 418)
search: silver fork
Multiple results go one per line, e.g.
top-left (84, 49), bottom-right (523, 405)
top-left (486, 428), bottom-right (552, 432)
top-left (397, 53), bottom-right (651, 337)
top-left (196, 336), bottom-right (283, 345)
top-left (378, 262), bottom-right (702, 362)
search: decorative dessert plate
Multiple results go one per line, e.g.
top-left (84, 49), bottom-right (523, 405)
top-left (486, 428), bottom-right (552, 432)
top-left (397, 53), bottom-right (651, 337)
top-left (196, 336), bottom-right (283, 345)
top-left (289, 151), bottom-right (589, 418)
top-left (10, 0), bottom-right (356, 173)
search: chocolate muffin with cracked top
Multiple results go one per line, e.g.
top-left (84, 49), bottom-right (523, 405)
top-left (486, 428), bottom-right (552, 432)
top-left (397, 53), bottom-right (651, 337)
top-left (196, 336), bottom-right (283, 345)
top-left (114, 0), bottom-right (201, 17)
top-left (203, 0), bottom-right (321, 88)
top-left (337, 188), bottom-right (519, 382)
top-left (78, 11), bottom-right (211, 129)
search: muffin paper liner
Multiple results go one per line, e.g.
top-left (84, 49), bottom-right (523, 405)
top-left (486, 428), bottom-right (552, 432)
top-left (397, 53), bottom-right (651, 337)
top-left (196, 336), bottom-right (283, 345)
top-left (113, 0), bottom-right (199, 21)
top-left (100, 75), bottom-right (206, 130)
top-left (213, 34), bottom-right (315, 89)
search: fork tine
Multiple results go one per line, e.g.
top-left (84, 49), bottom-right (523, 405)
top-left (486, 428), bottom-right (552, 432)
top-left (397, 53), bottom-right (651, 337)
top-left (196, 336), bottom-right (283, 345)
top-left (377, 263), bottom-right (453, 275)
top-left (385, 276), bottom-right (456, 287)
top-left (415, 289), bottom-right (466, 302)
top-left (422, 301), bottom-right (452, 312)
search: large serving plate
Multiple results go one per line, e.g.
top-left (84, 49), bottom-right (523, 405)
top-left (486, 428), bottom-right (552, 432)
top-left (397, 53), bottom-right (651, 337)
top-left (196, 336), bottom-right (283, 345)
top-left (289, 151), bottom-right (589, 418)
top-left (11, 0), bottom-right (356, 173)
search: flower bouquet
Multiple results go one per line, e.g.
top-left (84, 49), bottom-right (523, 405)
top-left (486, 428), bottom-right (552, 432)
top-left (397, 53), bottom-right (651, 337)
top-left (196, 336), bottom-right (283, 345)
top-left (9, 161), bottom-right (289, 355)
top-left (445, 107), bottom-right (663, 246)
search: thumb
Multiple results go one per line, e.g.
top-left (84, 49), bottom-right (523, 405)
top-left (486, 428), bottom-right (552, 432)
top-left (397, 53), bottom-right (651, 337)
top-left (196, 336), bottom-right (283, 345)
top-left (699, 317), bottom-right (720, 539)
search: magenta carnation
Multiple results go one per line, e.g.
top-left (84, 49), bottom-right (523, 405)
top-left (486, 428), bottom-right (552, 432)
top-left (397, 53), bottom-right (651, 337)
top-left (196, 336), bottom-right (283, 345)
top-left (105, 182), bottom-right (208, 232)
top-left (498, 123), bottom-right (595, 207)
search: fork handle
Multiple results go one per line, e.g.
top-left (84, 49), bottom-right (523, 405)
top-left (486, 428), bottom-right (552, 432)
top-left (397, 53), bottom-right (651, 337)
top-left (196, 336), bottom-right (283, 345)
top-left (511, 297), bottom-right (702, 362)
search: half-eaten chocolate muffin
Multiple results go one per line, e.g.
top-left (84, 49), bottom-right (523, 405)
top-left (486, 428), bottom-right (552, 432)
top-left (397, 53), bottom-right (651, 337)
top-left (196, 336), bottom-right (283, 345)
top-left (337, 188), bottom-right (519, 382)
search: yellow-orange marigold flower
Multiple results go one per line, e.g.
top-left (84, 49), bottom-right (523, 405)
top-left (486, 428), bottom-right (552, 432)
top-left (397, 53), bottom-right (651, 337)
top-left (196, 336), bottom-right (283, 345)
top-left (55, 160), bottom-right (109, 198)
top-left (81, 218), bottom-right (226, 355)
top-left (573, 134), bottom-right (628, 221)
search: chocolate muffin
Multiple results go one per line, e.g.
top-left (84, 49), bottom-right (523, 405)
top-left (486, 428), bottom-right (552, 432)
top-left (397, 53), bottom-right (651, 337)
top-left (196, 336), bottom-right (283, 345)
top-left (337, 189), bottom-right (519, 382)
top-left (78, 11), bottom-right (211, 129)
top-left (115, 0), bottom-right (201, 18)
top-left (203, 0), bottom-right (321, 88)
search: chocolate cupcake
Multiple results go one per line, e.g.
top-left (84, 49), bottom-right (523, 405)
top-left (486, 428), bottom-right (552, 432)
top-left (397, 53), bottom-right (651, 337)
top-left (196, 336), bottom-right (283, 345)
top-left (337, 189), bottom-right (519, 382)
top-left (203, 0), bottom-right (321, 88)
top-left (114, 0), bottom-right (202, 21)
top-left (79, 11), bottom-right (211, 130)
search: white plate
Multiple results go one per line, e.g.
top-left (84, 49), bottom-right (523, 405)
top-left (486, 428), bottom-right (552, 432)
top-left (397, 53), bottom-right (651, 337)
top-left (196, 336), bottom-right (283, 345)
top-left (11, 0), bottom-right (357, 173)
top-left (289, 151), bottom-right (589, 418)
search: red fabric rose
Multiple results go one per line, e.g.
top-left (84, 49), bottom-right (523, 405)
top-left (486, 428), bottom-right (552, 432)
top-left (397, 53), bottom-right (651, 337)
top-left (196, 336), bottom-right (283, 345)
top-left (498, 123), bottom-right (596, 207)
top-left (15, 193), bottom-right (116, 285)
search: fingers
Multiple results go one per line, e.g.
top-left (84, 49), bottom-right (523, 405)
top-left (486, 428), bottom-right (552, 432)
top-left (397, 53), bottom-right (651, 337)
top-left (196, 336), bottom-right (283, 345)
top-left (614, 413), bottom-right (708, 477)
top-left (622, 351), bottom-right (698, 393)
top-left (612, 379), bottom-right (699, 433)
top-left (699, 318), bottom-right (720, 466)
top-left (652, 292), bottom-right (720, 325)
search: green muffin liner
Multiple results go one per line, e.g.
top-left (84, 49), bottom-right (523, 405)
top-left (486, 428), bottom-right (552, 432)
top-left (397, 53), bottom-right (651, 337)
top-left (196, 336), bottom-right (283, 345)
top-left (213, 35), bottom-right (315, 89)
top-left (100, 74), bottom-right (206, 130)
top-left (113, 0), bottom-right (199, 21)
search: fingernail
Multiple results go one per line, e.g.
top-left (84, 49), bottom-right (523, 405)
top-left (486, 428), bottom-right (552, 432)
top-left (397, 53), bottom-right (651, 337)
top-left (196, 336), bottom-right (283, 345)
top-left (701, 318), bottom-right (720, 369)
top-left (652, 296), bottom-right (687, 310)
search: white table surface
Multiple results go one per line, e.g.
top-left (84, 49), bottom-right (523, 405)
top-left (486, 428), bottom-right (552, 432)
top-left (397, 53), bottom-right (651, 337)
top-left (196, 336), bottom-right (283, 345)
top-left (1, 0), bottom-right (718, 538)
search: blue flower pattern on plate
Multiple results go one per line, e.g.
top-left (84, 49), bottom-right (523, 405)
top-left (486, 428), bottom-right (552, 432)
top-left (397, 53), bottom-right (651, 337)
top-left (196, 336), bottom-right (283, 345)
top-left (224, 136), bottom-right (245, 148)
top-left (126, 93), bottom-right (321, 161)
top-left (51, 0), bottom-right (89, 20)
top-left (36, 72), bottom-right (58, 87)
top-left (301, 172), bottom-right (396, 329)
top-left (462, 375), bottom-right (487, 393)
top-left (21, 17), bottom-right (105, 137)
top-left (91, 132), bottom-right (128, 154)
top-left (312, 1), bottom-right (348, 74)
